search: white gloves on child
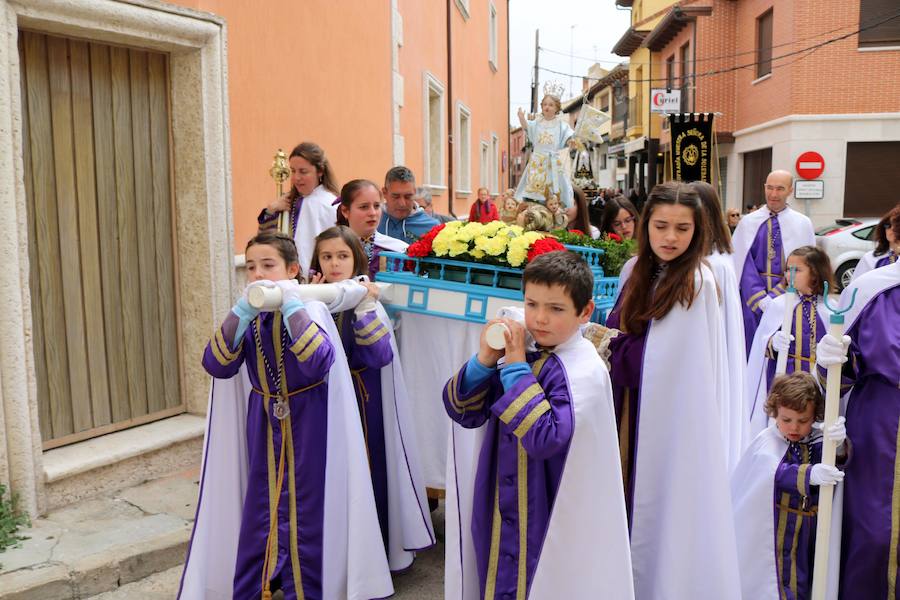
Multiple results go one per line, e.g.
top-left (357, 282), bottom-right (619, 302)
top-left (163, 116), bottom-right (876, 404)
top-left (354, 295), bottom-right (378, 318)
top-left (771, 330), bottom-right (794, 353)
top-left (816, 334), bottom-right (851, 368)
top-left (274, 279), bottom-right (304, 306)
top-left (825, 416), bottom-right (847, 445)
top-left (810, 464), bottom-right (844, 486)
top-left (758, 295), bottom-right (773, 313)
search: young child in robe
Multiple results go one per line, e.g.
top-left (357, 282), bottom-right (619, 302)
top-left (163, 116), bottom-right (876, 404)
top-left (309, 225), bottom-right (434, 570)
top-left (200, 232), bottom-right (336, 599)
top-left (746, 246), bottom-right (836, 437)
top-left (442, 251), bottom-right (633, 600)
top-left (732, 371), bottom-right (848, 600)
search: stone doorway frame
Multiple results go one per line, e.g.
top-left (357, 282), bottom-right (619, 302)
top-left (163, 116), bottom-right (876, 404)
top-left (0, 0), bottom-right (235, 515)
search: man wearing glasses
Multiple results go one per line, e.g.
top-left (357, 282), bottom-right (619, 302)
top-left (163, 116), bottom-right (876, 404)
top-left (731, 169), bottom-right (815, 354)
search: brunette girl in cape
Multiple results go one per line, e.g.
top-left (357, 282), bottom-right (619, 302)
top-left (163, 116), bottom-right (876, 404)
top-left (745, 246), bottom-right (837, 439)
top-left (607, 181), bottom-right (741, 598)
top-left (335, 179), bottom-right (409, 281)
top-left (310, 226), bottom-right (434, 571)
top-left (179, 233), bottom-right (392, 600)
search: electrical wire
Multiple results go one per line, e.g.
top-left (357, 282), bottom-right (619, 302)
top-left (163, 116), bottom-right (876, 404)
top-left (537, 4), bottom-right (900, 68)
top-left (536, 7), bottom-right (900, 85)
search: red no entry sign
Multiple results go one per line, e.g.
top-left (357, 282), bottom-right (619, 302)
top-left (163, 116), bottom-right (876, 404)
top-left (796, 151), bottom-right (825, 180)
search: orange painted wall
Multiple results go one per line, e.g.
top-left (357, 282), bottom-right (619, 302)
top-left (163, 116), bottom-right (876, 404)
top-left (168, 0), bottom-right (394, 251)
top-left (398, 0), bottom-right (509, 216)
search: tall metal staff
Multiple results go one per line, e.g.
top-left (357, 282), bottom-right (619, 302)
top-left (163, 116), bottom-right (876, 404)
top-left (775, 266), bottom-right (797, 376)
top-left (810, 282), bottom-right (857, 600)
top-left (269, 149), bottom-right (291, 235)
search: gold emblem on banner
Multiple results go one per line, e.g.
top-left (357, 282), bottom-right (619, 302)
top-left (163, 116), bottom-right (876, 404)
top-left (682, 144), bottom-right (699, 167)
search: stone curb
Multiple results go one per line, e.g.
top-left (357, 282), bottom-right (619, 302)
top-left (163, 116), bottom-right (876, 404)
top-left (0, 525), bottom-right (191, 600)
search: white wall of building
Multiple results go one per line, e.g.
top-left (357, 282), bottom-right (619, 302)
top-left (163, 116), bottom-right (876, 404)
top-left (727, 113), bottom-right (900, 226)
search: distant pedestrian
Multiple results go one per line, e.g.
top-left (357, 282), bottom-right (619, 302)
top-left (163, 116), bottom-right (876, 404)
top-left (416, 186), bottom-right (455, 224)
top-left (468, 187), bottom-right (500, 224)
top-left (727, 208), bottom-right (741, 234)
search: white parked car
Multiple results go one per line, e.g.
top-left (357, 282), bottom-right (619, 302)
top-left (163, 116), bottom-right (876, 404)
top-left (815, 218), bottom-right (878, 291)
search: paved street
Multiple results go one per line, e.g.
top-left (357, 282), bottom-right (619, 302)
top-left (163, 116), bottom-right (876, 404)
top-left (88, 535), bottom-right (445, 599)
top-left (0, 468), bottom-right (444, 599)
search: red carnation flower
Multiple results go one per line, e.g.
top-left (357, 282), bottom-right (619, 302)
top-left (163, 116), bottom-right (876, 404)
top-left (406, 223), bottom-right (446, 258)
top-left (569, 229), bottom-right (585, 236)
top-left (406, 239), bottom-right (432, 257)
top-left (419, 223), bottom-right (446, 244)
top-left (607, 232), bottom-right (622, 242)
top-left (527, 237), bottom-right (566, 263)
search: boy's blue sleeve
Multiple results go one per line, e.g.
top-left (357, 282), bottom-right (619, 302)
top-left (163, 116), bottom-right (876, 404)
top-left (500, 362), bottom-right (531, 392)
top-left (460, 354), bottom-right (495, 395)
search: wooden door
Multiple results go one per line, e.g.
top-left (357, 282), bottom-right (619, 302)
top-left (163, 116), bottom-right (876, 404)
top-left (19, 31), bottom-right (183, 449)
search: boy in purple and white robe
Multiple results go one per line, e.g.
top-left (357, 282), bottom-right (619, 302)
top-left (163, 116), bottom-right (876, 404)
top-left (817, 259), bottom-right (900, 600)
top-left (732, 177), bottom-right (815, 354)
top-left (732, 372), bottom-right (848, 600)
top-left (442, 252), bottom-right (633, 600)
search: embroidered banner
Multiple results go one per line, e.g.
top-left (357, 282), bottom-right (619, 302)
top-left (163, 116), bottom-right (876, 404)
top-left (668, 113), bottom-right (715, 183)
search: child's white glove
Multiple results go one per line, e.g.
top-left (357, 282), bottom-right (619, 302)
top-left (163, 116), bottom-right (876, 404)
top-left (771, 330), bottom-right (794, 353)
top-left (275, 279), bottom-right (304, 306)
top-left (758, 295), bottom-right (773, 313)
top-left (354, 295), bottom-right (378, 318)
top-left (816, 334), bottom-right (851, 368)
top-left (814, 416), bottom-right (847, 446)
top-left (810, 464), bottom-right (844, 486)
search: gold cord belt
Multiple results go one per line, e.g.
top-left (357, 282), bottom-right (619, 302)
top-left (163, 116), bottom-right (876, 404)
top-left (252, 378), bottom-right (325, 399)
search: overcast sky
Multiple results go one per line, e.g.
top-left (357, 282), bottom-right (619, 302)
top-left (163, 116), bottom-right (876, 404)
top-left (508, 0), bottom-right (632, 124)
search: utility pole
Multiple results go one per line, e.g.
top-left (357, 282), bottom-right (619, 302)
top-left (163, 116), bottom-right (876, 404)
top-left (569, 25), bottom-right (576, 98)
top-left (530, 29), bottom-right (539, 115)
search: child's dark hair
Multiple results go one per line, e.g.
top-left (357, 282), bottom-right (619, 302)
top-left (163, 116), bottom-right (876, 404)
top-left (764, 371), bottom-right (825, 421)
top-left (788, 246), bottom-right (835, 296)
top-left (336, 179), bottom-right (382, 226)
top-left (245, 232), bottom-right (300, 267)
top-left (310, 225), bottom-right (367, 279)
top-left (599, 195), bottom-right (639, 237)
top-left (618, 181), bottom-right (709, 335)
top-left (690, 180), bottom-right (733, 254)
top-left (876, 203), bottom-right (900, 255)
top-left (523, 251), bottom-right (594, 313)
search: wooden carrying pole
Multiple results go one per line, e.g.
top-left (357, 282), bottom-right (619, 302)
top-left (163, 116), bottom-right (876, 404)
top-left (775, 266), bottom-right (797, 376)
top-left (810, 282), bottom-right (857, 600)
